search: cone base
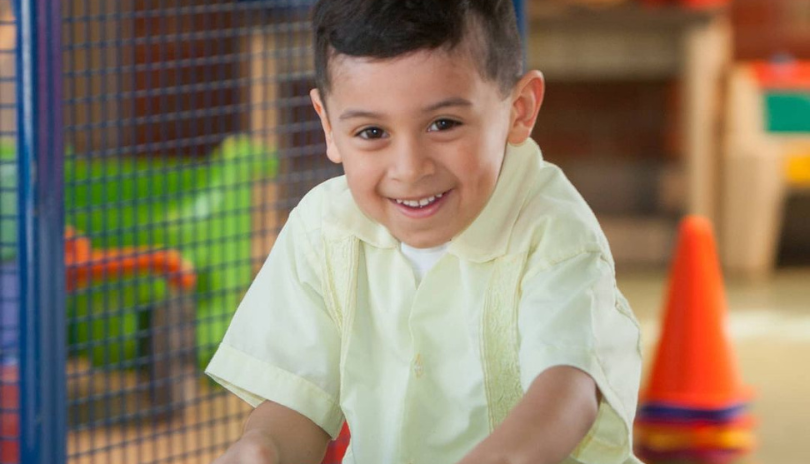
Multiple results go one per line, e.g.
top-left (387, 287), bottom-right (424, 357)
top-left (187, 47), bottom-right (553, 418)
top-left (640, 386), bottom-right (756, 412)
top-left (637, 402), bottom-right (752, 423)
top-left (636, 412), bottom-right (755, 429)
top-left (635, 424), bottom-right (756, 453)
top-left (635, 445), bottom-right (749, 464)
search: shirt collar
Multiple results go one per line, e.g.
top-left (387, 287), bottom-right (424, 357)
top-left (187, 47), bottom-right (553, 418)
top-left (447, 139), bottom-right (541, 262)
top-left (325, 139), bottom-right (543, 262)
top-left (325, 185), bottom-right (399, 248)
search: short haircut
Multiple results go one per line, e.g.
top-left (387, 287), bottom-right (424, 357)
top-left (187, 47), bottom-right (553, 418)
top-left (312, 0), bottom-right (523, 100)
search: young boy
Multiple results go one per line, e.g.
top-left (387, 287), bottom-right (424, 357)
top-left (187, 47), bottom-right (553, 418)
top-left (206, 1), bottom-right (643, 463)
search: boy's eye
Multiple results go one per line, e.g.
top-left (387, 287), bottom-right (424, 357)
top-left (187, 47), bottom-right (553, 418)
top-left (428, 119), bottom-right (461, 132)
top-left (356, 127), bottom-right (387, 140)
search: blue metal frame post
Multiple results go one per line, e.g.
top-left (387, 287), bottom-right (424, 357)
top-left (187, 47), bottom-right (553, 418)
top-left (15, 0), bottom-right (66, 462)
top-left (512, 0), bottom-right (527, 66)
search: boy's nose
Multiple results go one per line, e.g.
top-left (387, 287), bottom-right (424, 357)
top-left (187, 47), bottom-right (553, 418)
top-left (389, 138), bottom-right (435, 183)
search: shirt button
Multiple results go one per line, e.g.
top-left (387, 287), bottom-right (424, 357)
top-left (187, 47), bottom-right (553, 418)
top-left (413, 354), bottom-right (424, 378)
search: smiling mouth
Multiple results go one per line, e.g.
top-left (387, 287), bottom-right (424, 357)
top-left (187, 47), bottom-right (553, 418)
top-left (392, 190), bottom-right (450, 209)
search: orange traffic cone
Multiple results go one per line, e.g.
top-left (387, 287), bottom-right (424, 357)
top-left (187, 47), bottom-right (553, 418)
top-left (642, 216), bottom-right (754, 409)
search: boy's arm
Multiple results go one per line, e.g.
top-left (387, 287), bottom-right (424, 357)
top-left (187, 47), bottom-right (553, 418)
top-left (212, 401), bottom-right (331, 464)
top-left (457, 366), bottom-right (599, 464)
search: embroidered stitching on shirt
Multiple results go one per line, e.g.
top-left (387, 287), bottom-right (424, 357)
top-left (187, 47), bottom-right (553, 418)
top-left (480, 251), bottom-right (529, 431)
top-left (323, 236), bottom-right (359, 333)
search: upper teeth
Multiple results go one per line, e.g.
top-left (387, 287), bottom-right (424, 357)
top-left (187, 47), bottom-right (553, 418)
top-left (396, 192), bottom-right (444, 208)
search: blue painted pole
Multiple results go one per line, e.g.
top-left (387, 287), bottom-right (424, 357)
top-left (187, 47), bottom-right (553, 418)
top-left (512, 0), bottom-right (527, 70)
top-left (15, 0), bottom-right (66, 462)
top-left (512, 0), bottom-right (526, 41)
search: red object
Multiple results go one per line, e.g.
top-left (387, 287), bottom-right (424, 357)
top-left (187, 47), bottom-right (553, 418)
top-left (635, 445), bottom-right (746, 464)
top-left (638, 0), bottom-right (731, 8)
top-left (679, 0), bottom-right (731, 8)
top-left (321, 423), bottom-right (350, 464)
top-left (0, 364), bottom-right (19, 464)
top-left (751, 60), bottom-right (810, 91)
top-left (641, 216), bottom-right (754, 409)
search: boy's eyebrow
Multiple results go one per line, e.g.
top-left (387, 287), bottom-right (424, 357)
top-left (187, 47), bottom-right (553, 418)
top-left (337, 98), bottom-right (473, 122)
top-left (339, 109), bottom-right (382, 121)
top-left (422, 97), bottom-right (473, 113)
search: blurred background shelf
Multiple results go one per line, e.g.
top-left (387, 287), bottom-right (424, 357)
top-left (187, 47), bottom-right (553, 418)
top-left (723, 61), bottom-right (810, 279)
top-left (527, 2), bottom-right (732, 267)
top-left (527, 3), bottom-right (725, 80)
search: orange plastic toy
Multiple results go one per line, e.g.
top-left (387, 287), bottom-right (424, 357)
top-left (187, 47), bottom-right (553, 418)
top-left (64, 226), bottom-right (196, 292)
top-left (641, 216), bottom-right (754, 409)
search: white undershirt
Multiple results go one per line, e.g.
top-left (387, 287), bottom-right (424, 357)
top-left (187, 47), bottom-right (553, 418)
top-left (399, 242), bottom-right (449, 283)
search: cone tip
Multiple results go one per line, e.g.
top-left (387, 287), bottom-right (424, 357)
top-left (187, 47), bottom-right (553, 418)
top-left (680, 215), bottom-right (714, 236)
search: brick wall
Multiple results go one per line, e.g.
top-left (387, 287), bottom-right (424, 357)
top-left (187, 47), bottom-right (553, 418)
top-left (531, 79), bottom-right (680, 215)
top-left (533, 80), bottom-right (678, 163)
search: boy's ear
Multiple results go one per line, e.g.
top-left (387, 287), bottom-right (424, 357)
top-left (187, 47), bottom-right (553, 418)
top-left (310, 89), bottom-right (342, 164)
top-left (506, 70), bottom-right (545, 145)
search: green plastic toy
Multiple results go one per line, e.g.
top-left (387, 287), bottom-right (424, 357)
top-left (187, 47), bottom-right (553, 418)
top-left (66, 135), bottom-right (279, 368)
top-left (1, 135), bottom-right (279, 368)
top-left (0, 142), bottom-right (16, 263)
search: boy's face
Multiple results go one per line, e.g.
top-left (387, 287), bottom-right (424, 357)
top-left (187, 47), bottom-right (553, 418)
top-left (311, 46), bottom-right (542, 248)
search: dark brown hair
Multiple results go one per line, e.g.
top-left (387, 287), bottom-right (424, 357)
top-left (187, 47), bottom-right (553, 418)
top-left (312, 0), bottom-right (523, 99)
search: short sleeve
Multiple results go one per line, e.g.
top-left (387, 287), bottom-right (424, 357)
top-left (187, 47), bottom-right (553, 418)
top-left (204, 209), bottom-right (344, 438)
top-left (518, 251), bottom-right (643, 464)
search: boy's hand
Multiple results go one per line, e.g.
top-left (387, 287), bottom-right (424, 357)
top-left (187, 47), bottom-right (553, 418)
top-left (212, 429), bottom-right (280, 464)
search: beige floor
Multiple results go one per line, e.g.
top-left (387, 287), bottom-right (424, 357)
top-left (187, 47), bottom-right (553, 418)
top-left (67, 386), bottom-right (249, 464)
top-left (619, 266), bottom-right (810, 464)
top-left (65, 267), bottom-right (810, 464)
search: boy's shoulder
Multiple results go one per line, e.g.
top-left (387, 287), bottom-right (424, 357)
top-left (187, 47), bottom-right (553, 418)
top-left (291, 175), bottom-right (350, 232)
top-left (506, 148), bottom-right (612, 265)
top-left (291, 175), bottom-right (396, 247)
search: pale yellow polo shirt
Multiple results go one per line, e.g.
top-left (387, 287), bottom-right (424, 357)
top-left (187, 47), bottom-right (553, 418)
top-left (205, 139), bottom-right (644, 464)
